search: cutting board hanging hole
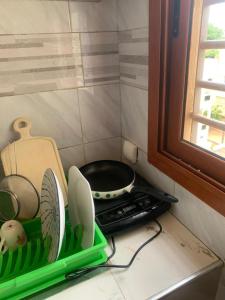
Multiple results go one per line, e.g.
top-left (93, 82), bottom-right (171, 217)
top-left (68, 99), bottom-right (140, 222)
top-left (13, 118), bottom-right (32, 139)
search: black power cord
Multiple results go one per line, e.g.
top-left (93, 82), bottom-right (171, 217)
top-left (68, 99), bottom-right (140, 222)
top-left (66, 219), bottom-right (162, 280)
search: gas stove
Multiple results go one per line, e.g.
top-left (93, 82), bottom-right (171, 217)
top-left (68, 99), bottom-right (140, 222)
top-left (94, 174), bottom-right (171, 235)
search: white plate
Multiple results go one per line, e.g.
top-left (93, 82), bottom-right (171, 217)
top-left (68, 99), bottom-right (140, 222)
top-left (40, 169), bottom-right (65, 262)
top-left (68, 166), bottom-right (95, 249)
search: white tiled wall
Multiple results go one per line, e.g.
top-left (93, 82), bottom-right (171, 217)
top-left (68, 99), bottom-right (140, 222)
top-left (172, 184), bottom-right (225, 261)
top-left (118, 0), bottom-right (149, 157)
top-left (0, 90), bottom-right (83, 149)
top-left (69, 0), bottom-right (117, 32)
top-left (80, 32), bottom-right (119, 86)
top-left (133, 150), bottom-right (175, 196)
top-left (59, 145), bottom-right (85, 172)
top-left (78, 84), bottom-right (121, 142)
top-left (0, 0), bottom-right (121, 177)
top-left (121, 85), bottom-right (148, 152)
top-left (84, 137), bottom-right (122, 163)
top-left (0, 1), bottom-right (70, 34)
top-left (118, 0), bottom-right (149, 31)
top-left (119, 27), bottom-right (149, 90)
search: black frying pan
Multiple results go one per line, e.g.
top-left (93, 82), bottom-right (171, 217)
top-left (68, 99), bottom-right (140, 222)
top-left (80, 160), bottom-right (178, 203)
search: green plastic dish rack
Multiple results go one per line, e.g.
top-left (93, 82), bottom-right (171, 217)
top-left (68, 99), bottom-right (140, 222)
top-left (0, 214), bottom-right (108, 300)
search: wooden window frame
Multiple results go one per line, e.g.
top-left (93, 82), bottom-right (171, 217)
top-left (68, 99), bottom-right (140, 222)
top-left (166, 0), bottom-right (225, 187)
top-left (148, 0), bottom-right (225, 216)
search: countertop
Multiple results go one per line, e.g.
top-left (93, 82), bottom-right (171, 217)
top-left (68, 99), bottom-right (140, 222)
top-left (32, 212), bottom-right (222, 300)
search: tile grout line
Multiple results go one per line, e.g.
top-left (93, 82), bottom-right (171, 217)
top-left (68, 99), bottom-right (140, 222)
top-left (0, 27), bottom-right (148, 38)
top-left (120, 81), bottom-right (148, 92)
top-left (116, 0), bottom-right (119, 33)
top-left (83, 136), bottom-right (122, 146)
top-left (118, 26), bottom-right (149, 33)
top-left (58, 136), bottom-right (123, 150)
top-left (67, 0), bottom-right (73, 33)
top-left (0, 83), bottom-right (120, 100)
top-left (78, 31), bottom-right (86, 88)
top-left (118, 46), bottom-right (123, 161)
top-left (0, 30), bottom-right (119, 37)
top-left (109, 269), bottom-right (127, 300)
top-left (76, 87), bottom-right (87, 164)
top-left (78, 31), bottom-right (85, 87)
top-left (76, 26), bottom-right (88, 164)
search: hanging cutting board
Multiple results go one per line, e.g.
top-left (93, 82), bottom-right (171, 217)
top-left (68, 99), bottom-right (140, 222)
top-left (1, 117), bottom-right (68, 206)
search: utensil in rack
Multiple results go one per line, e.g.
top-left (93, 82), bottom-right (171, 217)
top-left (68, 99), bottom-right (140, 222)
top-left (68, 166), bottom-right (95, 249)
top-left (0, 175), bottom-right (40, 221)
top-left (0, 220), bottom-right (27, 254)
top-left (40, 169), bottom-right (65, 262)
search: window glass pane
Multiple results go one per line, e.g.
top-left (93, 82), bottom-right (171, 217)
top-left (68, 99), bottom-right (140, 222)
top-left (192, 122), bottom-right (225, 159)
top-left (207, 3), bottom-right (225, 41)
top-left (202, 49), bottom-right (225, 84)
top-left (182, 0), bottom-right (225, 161)
top-left (198, 89), bottom-right (225, 120)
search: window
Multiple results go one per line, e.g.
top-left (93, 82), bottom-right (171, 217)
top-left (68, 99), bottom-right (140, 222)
top-left (148, 0), bottom-right (225, 216)
top-left (183, 0), bottom-right (225, 159)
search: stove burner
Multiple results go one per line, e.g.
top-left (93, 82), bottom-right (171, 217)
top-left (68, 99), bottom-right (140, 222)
top-left (94, 174), bottom-right (171, 235)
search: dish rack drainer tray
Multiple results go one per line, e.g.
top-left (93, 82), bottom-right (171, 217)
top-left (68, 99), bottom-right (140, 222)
top-left (0, 215), bottom-right (107, 300)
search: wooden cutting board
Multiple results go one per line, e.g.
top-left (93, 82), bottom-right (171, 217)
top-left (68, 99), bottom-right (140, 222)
top-left (1, 117), bottom-right (68, 206)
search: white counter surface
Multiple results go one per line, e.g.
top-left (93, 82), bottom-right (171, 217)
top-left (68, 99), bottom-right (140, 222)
top-left (34, 213), bottom-right (221, 300)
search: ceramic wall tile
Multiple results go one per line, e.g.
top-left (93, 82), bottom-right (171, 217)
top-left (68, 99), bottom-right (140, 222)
top-left (118, 0), bottom-right (149, 31)
top-left (171, 183), bottom-right (225, 261)
top-left (59, 145), bottom-right (85, 175)
top-left (119, 28), bottom-right (149, 90)
top-left (85, 137), bottom-right (122, 163)
top-left (0, 89), bottom-right (83, 150)
top-left (0, 1), bottom-right (70, 34)
top-left (69, 0), bottom-right (117, 32)
top-left (0, 33), bottom-right (83, 97)
top-left (132, 149), bottom-right (175, 196)
top-left (81, 32), bottom-right (119, 86)
top-left (121, 84), bottom-right (148, 152)
top-left (78, 84), bottom-right (121, 142)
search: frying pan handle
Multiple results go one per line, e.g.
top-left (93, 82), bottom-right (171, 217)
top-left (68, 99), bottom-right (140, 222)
top-left (131, 186), bottom-right (178, 203)
top-left (13, 117), bottom-right (32, 139)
